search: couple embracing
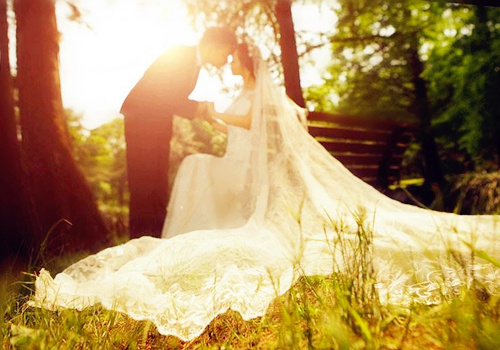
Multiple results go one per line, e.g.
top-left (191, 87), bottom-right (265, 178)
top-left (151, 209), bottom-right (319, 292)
top-left (120, 27), bottom-right (257, 239)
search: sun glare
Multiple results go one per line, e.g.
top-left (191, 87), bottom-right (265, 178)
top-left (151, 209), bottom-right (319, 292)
top-left (57, 0), bottom-right (199, 129)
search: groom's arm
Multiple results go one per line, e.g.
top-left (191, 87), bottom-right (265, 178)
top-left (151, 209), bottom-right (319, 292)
top-left (122, 46), bottom-right (200, 119)
top-left (146, 47), bottom-right (200, 118)
top-left (171, 99), bottom-right (200, 120)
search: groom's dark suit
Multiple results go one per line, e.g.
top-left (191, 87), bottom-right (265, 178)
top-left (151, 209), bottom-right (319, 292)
top-left (121, 46), bottom-right (201, 238)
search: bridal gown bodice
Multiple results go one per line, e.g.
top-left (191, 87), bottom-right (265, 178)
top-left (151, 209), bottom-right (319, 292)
top-left (223, 89), bottom-right (254, 161)
top-left (161, 89), bottom-right (255, 238)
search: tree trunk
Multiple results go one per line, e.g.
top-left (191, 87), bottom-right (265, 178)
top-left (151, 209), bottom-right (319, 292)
top-left (14, 0), bottom-right (108, 256)
top-left (407, 35), bottom-right (446, 205)
top-left (0, 0), bottom-right (32, 265)
top-left (275, 0), bottom-right (305, 107)
top-left (473, 6), bottom-right (500, 166)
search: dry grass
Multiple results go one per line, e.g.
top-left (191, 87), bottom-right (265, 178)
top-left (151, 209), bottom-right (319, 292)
top-left (452, 171), bottom-right (500, 214)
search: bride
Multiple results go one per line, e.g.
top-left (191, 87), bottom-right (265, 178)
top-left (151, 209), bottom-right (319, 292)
top-left (31, 40), bottom-right (499, 341)
top-left (162, 43), bottom-right (257, 238)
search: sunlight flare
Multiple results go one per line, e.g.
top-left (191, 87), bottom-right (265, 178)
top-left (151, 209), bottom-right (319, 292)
top-left (57, 0), bottom-right (197, 129)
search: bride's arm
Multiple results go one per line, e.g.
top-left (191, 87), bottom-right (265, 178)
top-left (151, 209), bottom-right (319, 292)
top-left (207, 117), bottom-right (228, 133)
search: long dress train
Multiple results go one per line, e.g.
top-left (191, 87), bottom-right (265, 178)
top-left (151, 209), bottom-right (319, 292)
top-left (30, 48), bottom-right (499, 341)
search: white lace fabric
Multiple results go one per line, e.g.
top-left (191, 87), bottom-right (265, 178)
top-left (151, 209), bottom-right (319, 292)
top-left (30, 48), bottom-right (500, 341)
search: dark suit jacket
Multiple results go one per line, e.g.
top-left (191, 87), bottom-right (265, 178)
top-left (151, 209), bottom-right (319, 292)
top-left (120, 46), bottom-right (200, 121)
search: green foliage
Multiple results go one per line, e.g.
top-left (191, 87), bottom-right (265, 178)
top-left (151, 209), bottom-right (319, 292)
top-left (305, 0), bottom-right (430, 114)
top-left (66, 110), bottom-right (128, 235)
top-left (426, 6), bottom-right (500, 170)
top-left (306, 0), bottom-right (500, 174)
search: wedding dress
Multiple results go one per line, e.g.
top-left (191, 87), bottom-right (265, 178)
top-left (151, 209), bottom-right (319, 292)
top-left (30, 47), bottom-right (499, 341)
top-left (162, 89), bottom-right (255, 238)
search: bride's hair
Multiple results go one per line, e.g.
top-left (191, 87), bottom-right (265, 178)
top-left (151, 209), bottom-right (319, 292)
top-left (234, 42), bottom-right (255, 80)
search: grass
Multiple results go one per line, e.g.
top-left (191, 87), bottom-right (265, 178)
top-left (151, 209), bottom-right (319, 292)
top-left (2, 273), bottom-right (499, 349)
top-left (2, 217), bottom-right (499, 349)
top-left (4, 275), bottom-right (498, 349)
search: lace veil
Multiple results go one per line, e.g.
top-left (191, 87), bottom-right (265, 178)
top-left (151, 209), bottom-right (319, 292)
top-left (31, 44), bottom-right (499, 341)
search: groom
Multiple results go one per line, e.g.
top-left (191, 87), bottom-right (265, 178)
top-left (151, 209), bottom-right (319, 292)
top-left (120, 27), bottom-right (237, 239)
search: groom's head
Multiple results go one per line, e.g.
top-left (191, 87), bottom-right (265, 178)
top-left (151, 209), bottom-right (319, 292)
top-left (199, 27), bottom-right (237, 68)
